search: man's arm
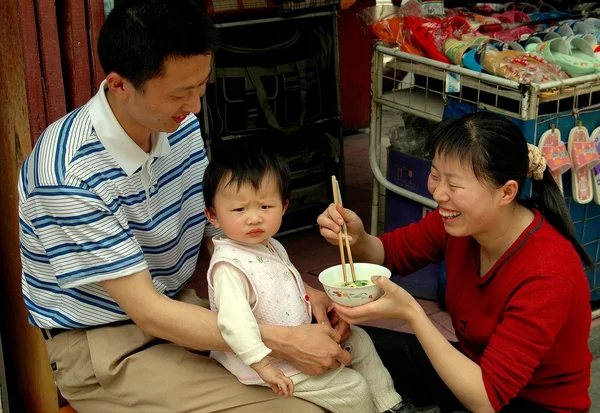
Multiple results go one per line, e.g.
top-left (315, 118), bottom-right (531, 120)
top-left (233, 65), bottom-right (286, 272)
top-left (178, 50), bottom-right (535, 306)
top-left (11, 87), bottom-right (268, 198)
top-left (101, 270), bottom-right (228, 351)
top-left (101, 270), bottom-right (352, 372)
top-left (203, 236), bottom-right (216, 256)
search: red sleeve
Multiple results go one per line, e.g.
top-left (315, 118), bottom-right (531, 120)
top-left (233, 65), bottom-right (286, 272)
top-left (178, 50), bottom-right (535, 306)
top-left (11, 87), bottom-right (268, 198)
top-left (480, 276), bottom-right (574, 411)
top-left (378, 209), bottom-right (447, 276)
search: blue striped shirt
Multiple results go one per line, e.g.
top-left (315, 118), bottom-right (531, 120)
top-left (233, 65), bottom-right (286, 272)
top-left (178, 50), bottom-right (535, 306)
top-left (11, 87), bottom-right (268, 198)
top-left (18, 81), bottom-right (220, 329)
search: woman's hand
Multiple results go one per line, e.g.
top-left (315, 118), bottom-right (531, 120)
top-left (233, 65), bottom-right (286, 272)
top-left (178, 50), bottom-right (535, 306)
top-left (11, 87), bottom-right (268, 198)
top-left (332, 276), bottom-right (423, 325)
top-left (306, 283), bottom-right (351, 342)
top-left (317, 203), bottom-right (365, 247)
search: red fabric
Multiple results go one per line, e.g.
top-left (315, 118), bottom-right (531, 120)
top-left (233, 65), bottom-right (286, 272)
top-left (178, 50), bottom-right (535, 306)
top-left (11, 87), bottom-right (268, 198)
top-left (380, 209), bottom-right (592, 413)
top-left (403, 16), bottom-right (473, 63)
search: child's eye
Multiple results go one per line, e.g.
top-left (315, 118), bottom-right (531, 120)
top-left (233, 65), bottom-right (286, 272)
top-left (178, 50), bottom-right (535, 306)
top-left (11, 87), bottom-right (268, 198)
top-left (261, 205), bottom-right (272, 210)
top-left (429, 173), bottom-right (439, 180)
top-left (233, 208), bottom-right (244, 212)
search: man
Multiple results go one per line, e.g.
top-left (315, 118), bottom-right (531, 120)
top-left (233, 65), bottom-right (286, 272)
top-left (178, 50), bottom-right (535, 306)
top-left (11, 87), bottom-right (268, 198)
top-left (18, 1), bottom-right (349, 411)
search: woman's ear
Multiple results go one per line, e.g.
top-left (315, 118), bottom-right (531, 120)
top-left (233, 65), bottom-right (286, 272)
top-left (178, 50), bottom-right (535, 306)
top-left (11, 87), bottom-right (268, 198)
top-left (205, 207), bottom-right (220, 228)
top-left (499, 180), bottom-right (519, 206)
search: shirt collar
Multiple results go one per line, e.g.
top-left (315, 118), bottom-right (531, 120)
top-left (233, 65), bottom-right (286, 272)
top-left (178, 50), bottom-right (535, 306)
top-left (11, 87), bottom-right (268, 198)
top-left (88, 80), bottom-right (171, 176)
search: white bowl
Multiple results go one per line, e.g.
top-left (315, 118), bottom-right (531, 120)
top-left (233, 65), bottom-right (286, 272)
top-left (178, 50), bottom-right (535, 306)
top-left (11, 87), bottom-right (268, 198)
top-left (318, 263), bottom-right (391, 307)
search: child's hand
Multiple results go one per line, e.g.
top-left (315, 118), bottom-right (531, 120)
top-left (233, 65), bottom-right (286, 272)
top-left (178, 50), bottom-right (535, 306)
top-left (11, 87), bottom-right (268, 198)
top-left (251, 359), bottom-right (294, 398)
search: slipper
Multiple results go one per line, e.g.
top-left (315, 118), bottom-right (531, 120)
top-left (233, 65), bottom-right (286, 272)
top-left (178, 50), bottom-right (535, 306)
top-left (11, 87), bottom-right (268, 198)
top-left (591, 126), bottom-right (600, 205)
top-left (523, 36), bottom-right (543, 52)
top-left (567, 37), bottom-right (600, 72)
top-left (568, 33), bottom-right (599, 47)
top-left (568, 123), bottom-right (600, 204)
top-left (533, 38), bottom-right (596, 77)
top-left (462, 47), bottom-right (482, 72)
top-left (572, 21), bottom-right (594, 35)
top-left (538, 126), bottom-right (572, 195)
top-left (556, 24), bottom-right (575, 38)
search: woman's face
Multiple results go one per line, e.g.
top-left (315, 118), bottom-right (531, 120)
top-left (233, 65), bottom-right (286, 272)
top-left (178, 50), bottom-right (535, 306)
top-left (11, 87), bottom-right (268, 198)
top-left (427, 153), bottom-right (505, 238)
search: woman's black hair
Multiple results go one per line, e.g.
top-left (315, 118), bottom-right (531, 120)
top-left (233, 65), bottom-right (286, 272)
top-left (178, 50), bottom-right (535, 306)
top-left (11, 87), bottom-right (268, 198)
top-left (426, 112), bottom-right (594, 268)
top-left (203, 147), bottom-right (291, 210)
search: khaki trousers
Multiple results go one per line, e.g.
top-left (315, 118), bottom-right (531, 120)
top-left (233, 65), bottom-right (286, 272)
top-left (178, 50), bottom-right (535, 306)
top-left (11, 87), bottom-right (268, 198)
top-left (45, 289), bottom-right (325, 413)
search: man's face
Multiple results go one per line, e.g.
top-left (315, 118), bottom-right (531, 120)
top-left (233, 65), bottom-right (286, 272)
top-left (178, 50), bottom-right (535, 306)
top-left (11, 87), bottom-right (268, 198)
top-left (126, 54), bottom-right (212, 134)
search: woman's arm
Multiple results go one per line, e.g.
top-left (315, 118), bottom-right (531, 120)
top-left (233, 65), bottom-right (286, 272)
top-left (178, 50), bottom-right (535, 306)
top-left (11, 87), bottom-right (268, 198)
top-left (333, 276), bottom-right (494, 412)
top-left (407, 303), bottom-right (495, 413)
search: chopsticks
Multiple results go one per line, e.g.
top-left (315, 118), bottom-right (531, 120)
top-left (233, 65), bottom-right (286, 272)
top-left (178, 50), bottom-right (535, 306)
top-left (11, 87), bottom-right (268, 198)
top-left (331, 175), bottom-right (356, 285)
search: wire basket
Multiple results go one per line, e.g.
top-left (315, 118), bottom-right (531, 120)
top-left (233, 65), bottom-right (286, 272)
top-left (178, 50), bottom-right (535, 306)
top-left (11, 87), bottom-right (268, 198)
top-left (276, 0), bottom-right (339, 16)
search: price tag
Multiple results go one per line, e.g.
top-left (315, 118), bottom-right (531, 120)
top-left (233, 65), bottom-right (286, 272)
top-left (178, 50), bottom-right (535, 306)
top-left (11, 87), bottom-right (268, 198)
top-left (445, 72), bottom-right (461, 93)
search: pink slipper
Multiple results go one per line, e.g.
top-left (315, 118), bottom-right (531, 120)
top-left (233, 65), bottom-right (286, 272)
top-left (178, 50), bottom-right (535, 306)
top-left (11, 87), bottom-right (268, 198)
top-left (538, 127), bottom-right (572, 195)
top-left (568, 123), bottom-right (600, 204)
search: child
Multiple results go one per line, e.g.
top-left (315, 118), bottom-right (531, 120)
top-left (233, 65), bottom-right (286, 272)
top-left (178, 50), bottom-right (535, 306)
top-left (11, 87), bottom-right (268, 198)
top-left (203, 147), bottom-right (440, 413)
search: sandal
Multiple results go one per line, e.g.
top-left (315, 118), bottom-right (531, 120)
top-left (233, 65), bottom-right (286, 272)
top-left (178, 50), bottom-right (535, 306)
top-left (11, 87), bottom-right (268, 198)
top-left (533, 38), bottom-right (596, 77)
top-left (591, 126), bottom-right (600, 205)
top-left (538, 126), bottom-right (572, 194)
top-left (568, 123), bottom-right (600, 204)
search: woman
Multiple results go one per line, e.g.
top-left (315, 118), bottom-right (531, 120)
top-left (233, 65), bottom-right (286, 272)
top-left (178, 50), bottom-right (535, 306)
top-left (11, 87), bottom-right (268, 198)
top-left (318, 113), bottom-right (593, 413)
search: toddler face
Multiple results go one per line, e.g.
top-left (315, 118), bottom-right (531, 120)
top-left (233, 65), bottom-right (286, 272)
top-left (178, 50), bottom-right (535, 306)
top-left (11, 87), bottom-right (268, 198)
top-left (208, 173), bottom-right (287, 246)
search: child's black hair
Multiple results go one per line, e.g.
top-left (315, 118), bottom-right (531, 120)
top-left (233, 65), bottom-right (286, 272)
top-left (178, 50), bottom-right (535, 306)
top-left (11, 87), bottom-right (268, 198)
top-left (204, 147), bottom-right (291, 210)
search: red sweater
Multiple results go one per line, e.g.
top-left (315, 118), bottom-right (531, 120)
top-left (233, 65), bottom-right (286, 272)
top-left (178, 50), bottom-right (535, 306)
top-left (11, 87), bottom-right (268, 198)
top-left (380, 209), bottom-right (592, 413)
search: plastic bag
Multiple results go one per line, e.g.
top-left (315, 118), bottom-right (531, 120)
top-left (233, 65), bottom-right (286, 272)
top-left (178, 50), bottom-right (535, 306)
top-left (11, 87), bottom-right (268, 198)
top-left (480, 46), bottom-right (569, 85)
top-left (389, 113), bottom-right (435, 158)
top-left (404, 15), bottom-right (474, 63)
top-left (357, 3), bottom-right (426, 56)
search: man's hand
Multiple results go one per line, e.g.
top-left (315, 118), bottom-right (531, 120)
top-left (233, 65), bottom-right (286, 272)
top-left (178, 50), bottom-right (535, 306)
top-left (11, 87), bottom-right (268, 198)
top-left (262, 323), bottom-right (352, 376)
top-left (252, 359), bottom-right (294, 398)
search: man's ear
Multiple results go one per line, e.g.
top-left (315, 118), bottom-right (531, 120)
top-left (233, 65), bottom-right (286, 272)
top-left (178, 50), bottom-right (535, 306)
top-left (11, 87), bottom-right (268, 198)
top-left (106, 72), bottom-right (132, 101)
top-left (499, 180), bottom-right (519, 206)
top-left (205, 207), bottom-right (220, 228)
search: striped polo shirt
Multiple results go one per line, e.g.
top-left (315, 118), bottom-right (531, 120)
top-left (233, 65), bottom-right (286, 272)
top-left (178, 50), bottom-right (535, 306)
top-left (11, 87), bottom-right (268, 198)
top-left (18, 80), bottom-right (219, 329)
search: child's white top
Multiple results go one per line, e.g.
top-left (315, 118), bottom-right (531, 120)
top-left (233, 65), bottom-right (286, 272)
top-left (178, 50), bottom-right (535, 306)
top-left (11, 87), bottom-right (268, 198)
top-left (207, 236), bottom-right (312, 384)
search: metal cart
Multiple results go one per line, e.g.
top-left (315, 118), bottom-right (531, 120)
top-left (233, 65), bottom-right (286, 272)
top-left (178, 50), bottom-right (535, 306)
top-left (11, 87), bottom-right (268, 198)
top-left (368, 44), bottom-right (600, 300)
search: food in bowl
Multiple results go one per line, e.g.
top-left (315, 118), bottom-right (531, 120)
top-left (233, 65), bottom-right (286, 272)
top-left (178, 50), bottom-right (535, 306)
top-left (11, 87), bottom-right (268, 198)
top-left (318, 263), bottom-right (392, 307)
top-left (334, 279), bottom-right (374, 288)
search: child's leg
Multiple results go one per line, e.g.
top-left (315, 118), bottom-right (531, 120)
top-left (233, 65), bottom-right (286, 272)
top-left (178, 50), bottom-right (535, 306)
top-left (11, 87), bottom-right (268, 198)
top-left (291, 367), bottom-right (377, 413)
top-left (343, 325), bottom-right (403, 412)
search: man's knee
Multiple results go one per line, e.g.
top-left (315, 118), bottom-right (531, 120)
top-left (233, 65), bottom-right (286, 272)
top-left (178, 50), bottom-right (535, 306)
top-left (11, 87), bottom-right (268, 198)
top-left (225, 396), bottom-right (325, 412)
top-left (288, 398), bottom-right (327, 413)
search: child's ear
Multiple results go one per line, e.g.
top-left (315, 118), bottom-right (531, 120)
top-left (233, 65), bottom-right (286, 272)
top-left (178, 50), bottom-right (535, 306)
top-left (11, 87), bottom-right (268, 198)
top-left (205, 207), bottom-right (221, 228)
top-left (282, 200), bottom-right (290, 214)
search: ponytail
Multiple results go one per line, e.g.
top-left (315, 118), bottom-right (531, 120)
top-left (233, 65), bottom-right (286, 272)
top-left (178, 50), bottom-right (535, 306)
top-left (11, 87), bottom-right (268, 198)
top-left (523, 169), bottom-right (595, 268)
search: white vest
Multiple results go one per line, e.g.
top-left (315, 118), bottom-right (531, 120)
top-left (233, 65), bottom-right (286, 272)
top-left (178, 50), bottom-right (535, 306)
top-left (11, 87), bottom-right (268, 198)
top-left (207, 236), bottom-right (312, 384)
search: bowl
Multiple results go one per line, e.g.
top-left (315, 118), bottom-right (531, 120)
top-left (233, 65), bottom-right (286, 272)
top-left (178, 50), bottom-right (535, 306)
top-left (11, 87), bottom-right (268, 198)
top-left (318, 263), bottom-right (392, 307)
